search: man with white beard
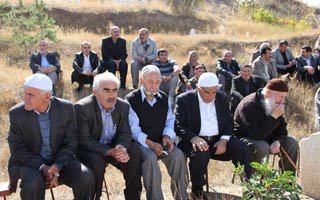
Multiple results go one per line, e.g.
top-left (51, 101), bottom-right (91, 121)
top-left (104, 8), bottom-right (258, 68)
top-left (233, 78), bottom-right (299, 173)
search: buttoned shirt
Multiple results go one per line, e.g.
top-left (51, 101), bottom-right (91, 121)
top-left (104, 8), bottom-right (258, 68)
top-left (97, 103), bottom-right (116, 144)
top-left (131, 37), bottom-right (157, 62)
top-left (128, 87), bottom-right (176, 148)
top-left (83, 54), bottom-right (92, 73)
top-left (41, 53), bottom-right (50, 68)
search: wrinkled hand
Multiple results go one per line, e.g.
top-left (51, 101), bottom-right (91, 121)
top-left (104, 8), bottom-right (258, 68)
top-left (162, 135), bottom-right (174, 152)
top-left (114, 60), bottom-right (120, 70)
top-left (269, 140), bottom-right (280, 154)
top-left (42, 164), bottom-right (60, 188)
top-left (146, 139), bottom-right (163, 156)
top-left (271, 104), bottom-right (284, 119)
top-left (213, 139), bottom-right (228, 155)
top-left (161, 76), bottom-right (168, 82)
top-left (39, 67), bottom-right (49, 74)
top-left (190, 136), bottom-right (209, 152)
top-left (307, 67), bottom-right (315, 75)
top-left (107, 145), bottom-right (130, 163)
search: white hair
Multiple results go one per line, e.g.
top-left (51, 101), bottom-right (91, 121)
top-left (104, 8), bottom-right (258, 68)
top-left (141, 65), bottom-right (161, 79)
top-left (93, 72), bottom-right (120, 90)
top-left (80, 41), bottom-right (91, 48)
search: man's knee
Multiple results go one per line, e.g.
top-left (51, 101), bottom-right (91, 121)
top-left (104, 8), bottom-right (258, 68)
top-left (253, 140), bottom-right (270, 161)
top-left (283, 136), bottom-right (299, 152)
top-left (21, 167), bottom-right (45, 190)
top-left (128, 142), bottom-right (141, 161)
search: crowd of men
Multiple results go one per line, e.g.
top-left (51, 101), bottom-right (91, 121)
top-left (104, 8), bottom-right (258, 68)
top-left (7, 27), bottom-right (320, 200)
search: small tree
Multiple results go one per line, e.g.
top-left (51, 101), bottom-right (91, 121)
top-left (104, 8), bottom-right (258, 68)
top-left (4, 0), bottom-right (58, 56)
top-left (167, 0), bottom-right (204, 16)
top-left (235, 159), bottom-right (302, 200)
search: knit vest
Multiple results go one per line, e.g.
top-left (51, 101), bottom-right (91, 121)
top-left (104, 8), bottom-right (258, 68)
top-left (127, 90), bottom-right (168, 143)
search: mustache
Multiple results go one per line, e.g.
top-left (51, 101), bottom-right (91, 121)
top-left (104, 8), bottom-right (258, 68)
top-left (107, 98), bottom-right (116, 102)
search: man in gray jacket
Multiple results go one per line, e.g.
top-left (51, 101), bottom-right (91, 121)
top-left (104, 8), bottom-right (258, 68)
top-left (252, 47), bottom-right (278, 83)
top-left (272, 40), bottom-right (296, 76)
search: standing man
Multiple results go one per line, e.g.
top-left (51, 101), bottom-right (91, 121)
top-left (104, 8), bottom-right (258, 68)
top-left (175, 72), bottom-right (253, 199)
top-left (74, 72), bottom-right (142, 200)
top-left (153, 48), bottom-right (181, 105)
top-left (252, 47), bottom-right (278, 83)
top-left (126, 65), bottom-right (188, 200)
top-left (30, 40), bottom-right (61, 94)
top-left (216, 50), bottom-right (240, 94)
top-left (8, 73), bottom-right (94, 200)
top-left (230, 64), bottom-right (265, 113)
top-left (296, 45), bottom-right (320, 85)
top-left (100, 26), bottom-right (128, 90)
top-left (71, 41), bottom-right (100, 92)
top-left (272, 40), bottom-right (296, 76)
top-left (234, 79), bottom-right (299, 173)
top-left (131, 28), bottom-right (158, 90)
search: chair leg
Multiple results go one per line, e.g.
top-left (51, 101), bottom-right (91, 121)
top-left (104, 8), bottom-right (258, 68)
top-left (103, 177), bottom-right (110, 200)
top-left (204, 167), bottom-right (209, 192)
top-left (50, 188), bottom-right (55, 200)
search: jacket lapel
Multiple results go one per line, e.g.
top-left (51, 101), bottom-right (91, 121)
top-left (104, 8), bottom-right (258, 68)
top-left (26, 110), bottom-right (42, 152)
top-left (93, 96), bottom-right (103, 137)
top-left (193, 91), bottom-right (201, 133)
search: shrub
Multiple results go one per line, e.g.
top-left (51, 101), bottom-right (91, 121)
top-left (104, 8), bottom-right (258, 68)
top-left (167, 0), bottom-right (204, 16)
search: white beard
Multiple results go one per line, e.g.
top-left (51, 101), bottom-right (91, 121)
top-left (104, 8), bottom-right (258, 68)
top-left (264, 97), bottom-right (276, 116)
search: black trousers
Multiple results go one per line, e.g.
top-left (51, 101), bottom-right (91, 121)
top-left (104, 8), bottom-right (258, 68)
top-left (188, 137), bottom-right (253, 187)
top-left (19, 159), bottom-right (94, 200)
top-left (79, 142), bottom-right (142, 200)
top-left (71, 71), bottom-right (94, 86)
top-left (105, 60), bottom-right (128, 89)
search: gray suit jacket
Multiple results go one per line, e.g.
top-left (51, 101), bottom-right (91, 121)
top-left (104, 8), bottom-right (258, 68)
top-left (74, 95), bottom-right (132, 157)
top-left (272, 48), bottom-right (295, 70)
top-left (252, 56), bottom-right (278, 83)
top-left (8, 97), bottom-right (77, 170)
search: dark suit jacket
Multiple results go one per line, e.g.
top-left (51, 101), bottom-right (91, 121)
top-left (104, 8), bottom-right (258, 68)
top-left (72, 51), bottom-right (100, 74)
top-left (175, 91), bottom-right (233, 151)
top-left (216, 58), bottom-right (240, 78)
top-left (101, 37), bottom-right (127, 62)
top-left (30, 52), bottom-right (61, 74)
top-left (231, 75), bottom-right (265, 101)
top-left (74, 95), bottom-right (132, 157)
top-left (296, 54), bottom-right (320, 84)
top-left (8, 97), bottom-right (77, 170)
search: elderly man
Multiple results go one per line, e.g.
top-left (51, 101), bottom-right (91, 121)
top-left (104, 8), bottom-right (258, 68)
top-left (30, 40), bottom-right (61, 93)
top-left (100, 26), bottom-right (128, 90)
top-left (131, 28), bottom-right (158, 90)
top-left (216, 50), bottom-right (240, 95)
top-left (153, 48), bottom-right (181, 105)
top-left (178, 50), bottom-right (206, 93)
top-left (230, 64), bottom-right (265, 113)
top-left (296, 45), bottom-right (320, 85)
top-left (8, 73), bottom-right (94, 200)
top-left (74, 72), bottom-right (142, 200)
top-left (71, 41), bottom-right (100, 92)
top-left (272, 40), bottom-right (296, 76)
top-left (252, 46), bottom-right (278, 83)
top-left (175, 72), bottom-right (253, 199)
top-left (126, 65), bottom-right (188, 200)
top-left (234, 79), bottom-right (299, 173)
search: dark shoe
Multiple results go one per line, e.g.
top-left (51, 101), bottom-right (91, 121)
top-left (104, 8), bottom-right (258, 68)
top-left (76, 84), bottom-right (84, 92)
top-left (191, 185), bottom-right (208, 200)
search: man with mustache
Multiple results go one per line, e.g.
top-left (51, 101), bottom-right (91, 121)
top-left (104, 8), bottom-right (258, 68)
top-left (74, 72), bottom-right (142, 200)
top-left (234, 78), bottom-right (299, 173)
top-left (126, 65), bottom-right (188, 200)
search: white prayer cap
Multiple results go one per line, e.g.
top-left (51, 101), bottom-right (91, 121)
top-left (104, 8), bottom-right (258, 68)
top-left (24, 73), bottom-right (52, 91)
top-left (198, 72), bottom-right (220, 87)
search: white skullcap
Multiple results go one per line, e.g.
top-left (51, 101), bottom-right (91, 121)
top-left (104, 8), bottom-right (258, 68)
top-left (24, 73), bottom-right (52, 91)
top-left (198, 72), bottom-right (220, 87)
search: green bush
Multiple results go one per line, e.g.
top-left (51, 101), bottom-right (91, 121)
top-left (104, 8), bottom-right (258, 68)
top-left (235, 159), bottom-right (302, 200)
top-left (167, 0), bottom-right (204, 16)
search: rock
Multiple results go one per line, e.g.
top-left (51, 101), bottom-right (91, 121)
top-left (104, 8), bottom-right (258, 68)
top-left (300, 132), bottom-right (320, 199)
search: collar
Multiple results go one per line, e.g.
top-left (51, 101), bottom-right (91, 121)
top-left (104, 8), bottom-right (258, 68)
top-left (97, 100), bottom-right (115, 113)
top-left (140, 87), bottom-right (162, 102)
top-left (34, 102), bottom-right (51, 114)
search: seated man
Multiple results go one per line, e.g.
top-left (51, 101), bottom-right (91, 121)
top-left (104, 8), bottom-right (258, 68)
top-left (8, 73), bottom-right (94, 200)
top-left (153, 48), bottom-right (181, 104)
top-left (234, 79), bottom-right (299, 173)
top-left (296, 45), bottom-right (320, 85)
top-left (216, 50), bottom-right (240, 95)
top-left (250, 42), bottom-right (270, 64)
top-left (74, 72), bottom-right (142, 200)
top-left (272, 40), bottom-right (296, 76)
top-left (175, 72), bottom-right (253, 199)
top-left (131, 28), bottom-right (158, 90)
top-left (252, 47), bottom-right (278, 83)
top-left (100, 26), bottom-right (128, 90)
top-left (71, 41), bottom-right (100, 92)
top-left (177, 64), bottom-right (205, 95)
top-left (230, 64), bottom-right (265, 113)
top-left (178, 50), bottom-right (206, 93)
top-left (126, 65), bottom-right (188, 200)
top-left (30, 40), bottom-right (61, 93)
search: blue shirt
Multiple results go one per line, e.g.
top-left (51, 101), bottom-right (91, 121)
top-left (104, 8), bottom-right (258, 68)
top-left (41, 52), bottom-right (51, 68)
top-left (127, 87), bottom-right (176, 148)
top-left (97, 103), bottom-right (116, 144)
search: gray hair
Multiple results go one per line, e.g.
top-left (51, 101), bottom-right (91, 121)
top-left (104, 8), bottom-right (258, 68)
top-left (139, 28), bottom-right (149, 35)
top-left (93, 72), bottom-right (120, 90)
top-left (188, 50), bottom-right (199, 57)
top-left (80, 41), bottom-right (91, 48)
top-left (141, 65), bottom-right (161, 79)
top-left (223, 50), bottom-right (232, 56)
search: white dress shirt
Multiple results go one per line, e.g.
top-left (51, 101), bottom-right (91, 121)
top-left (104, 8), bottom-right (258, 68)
top-left (83, 54), bottom-right (92, 73)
